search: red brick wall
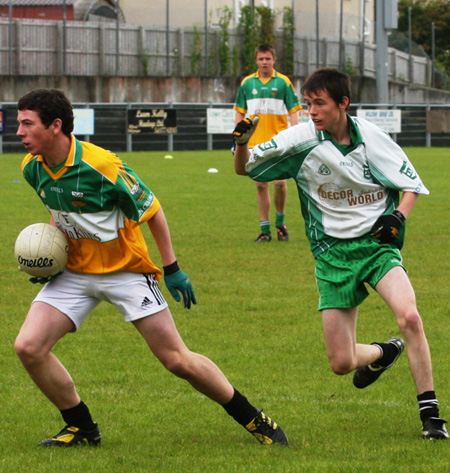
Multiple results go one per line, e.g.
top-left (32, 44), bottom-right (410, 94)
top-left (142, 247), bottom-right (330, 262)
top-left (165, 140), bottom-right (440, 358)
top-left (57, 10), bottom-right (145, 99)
top-left (0, 7), bottom-right (74, 21)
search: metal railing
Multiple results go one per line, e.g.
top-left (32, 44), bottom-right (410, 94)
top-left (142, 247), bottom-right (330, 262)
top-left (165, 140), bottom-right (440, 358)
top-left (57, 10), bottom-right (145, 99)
top-left (3, 102), bottom-right (450, 154)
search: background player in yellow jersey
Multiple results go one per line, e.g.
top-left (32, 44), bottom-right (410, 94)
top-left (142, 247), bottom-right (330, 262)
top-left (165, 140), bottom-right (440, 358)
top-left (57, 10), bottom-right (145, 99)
top-left (14, 89), bottom-right (288, 447)
top-left (234, 44), bottom-right (302, 242)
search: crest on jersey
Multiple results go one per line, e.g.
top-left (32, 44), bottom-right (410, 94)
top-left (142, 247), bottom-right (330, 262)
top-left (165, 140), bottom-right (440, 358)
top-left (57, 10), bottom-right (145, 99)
top-left (71, 190), bottom-right (86, 208)
top-left (318, 164), bottom-right (331, 175)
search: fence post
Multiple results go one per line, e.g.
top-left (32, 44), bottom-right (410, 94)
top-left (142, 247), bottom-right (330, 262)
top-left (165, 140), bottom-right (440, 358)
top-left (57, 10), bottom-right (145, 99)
top-left (178, 28), bottom-right (184, 76)
top-left (138, 25), bottom-right (146, 76)
top-left (99, 23), bottom-right (106, 76)
top-left (15, 21), bottom-right (22, 75)
top-left (409, 53), bottom-right (414, 84)
top-left (391, 49), bottom-right (397, 81)
top-left (426, 57), bottom-right (432, 88)
top-left (8, 4), bottom-right (13, 74)
top-left (392, 104), bottom-right (397, 143)
top-left (322, 37), bottom-right (328, 67)
top-left (168, 102), bottom-right (174, 151)
top-left (126, 103), bottom-right (132, 152)
top-left (425, 103), bottom-right (431, 147)
top-left (207, 103), bottom-right (213, 151)
top-left (83, 103), bottom-right (91, 143)
top-left (56, 23), bottom-right (64, 75)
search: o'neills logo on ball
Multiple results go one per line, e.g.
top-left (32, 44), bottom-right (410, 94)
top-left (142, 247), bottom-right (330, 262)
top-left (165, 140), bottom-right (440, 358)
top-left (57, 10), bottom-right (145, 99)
top-left (17, 255), bottom-right (54, 268)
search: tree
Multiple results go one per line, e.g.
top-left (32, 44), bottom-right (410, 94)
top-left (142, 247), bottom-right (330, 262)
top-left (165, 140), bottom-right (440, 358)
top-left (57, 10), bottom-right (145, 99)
top-left (397, 0), bottom-right (450, 86)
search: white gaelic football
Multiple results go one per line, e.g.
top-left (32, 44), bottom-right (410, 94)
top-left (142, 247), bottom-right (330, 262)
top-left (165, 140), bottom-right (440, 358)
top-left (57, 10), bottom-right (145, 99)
top-left (15, 223), bottom-right (69, 277)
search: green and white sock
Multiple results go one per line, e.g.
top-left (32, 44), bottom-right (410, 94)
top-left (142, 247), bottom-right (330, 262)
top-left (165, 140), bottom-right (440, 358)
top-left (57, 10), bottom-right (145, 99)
top-left (260, 221), bottom-right (270, 235)
top-left (275, 212), bottom-right (285, 227)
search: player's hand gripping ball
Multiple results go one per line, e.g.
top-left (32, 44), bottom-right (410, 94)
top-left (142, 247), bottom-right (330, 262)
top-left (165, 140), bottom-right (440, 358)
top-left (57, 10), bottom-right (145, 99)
top-left (233, 116), bottom-right (260, 145)
top-left (15, 223), bottom-right (69, 280)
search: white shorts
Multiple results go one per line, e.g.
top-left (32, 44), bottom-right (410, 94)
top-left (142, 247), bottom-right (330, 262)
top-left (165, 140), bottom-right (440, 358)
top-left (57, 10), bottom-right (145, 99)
top-left (33, 269), bottom-right (168, 330)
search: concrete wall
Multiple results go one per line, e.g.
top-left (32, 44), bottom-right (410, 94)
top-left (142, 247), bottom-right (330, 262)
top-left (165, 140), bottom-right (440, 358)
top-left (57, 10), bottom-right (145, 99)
top-left (2, 75), bottom-right (450, 105)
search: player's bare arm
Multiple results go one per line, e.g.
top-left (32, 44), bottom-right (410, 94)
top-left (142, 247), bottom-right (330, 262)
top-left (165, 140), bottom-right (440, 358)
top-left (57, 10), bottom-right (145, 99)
top-left (235, 111), bottom-right (245, 125)
top-left (396, 191), bottom-right (419, 218)
top-left (147, 207), bottom-right (177, 267)
top-left (234, 144), bottom-right (250, 176)
top-left (289, 111), bottom-right (299, 126)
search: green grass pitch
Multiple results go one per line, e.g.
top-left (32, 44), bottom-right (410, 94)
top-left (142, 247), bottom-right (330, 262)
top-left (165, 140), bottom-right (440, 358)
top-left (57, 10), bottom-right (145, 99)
top-left (0, 148), bottom-right (449, 473)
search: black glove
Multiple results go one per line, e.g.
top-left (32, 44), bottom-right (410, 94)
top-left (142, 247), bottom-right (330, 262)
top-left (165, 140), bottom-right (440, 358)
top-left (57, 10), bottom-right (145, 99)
top-left (232, 116), bottom-right (260, 145)
top-left (370, 210), bottom-right (406, 243)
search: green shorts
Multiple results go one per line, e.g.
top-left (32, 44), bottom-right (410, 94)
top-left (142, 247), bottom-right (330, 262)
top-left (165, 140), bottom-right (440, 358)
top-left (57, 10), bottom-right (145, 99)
top-left (315, 238), bottom-right (404, 310)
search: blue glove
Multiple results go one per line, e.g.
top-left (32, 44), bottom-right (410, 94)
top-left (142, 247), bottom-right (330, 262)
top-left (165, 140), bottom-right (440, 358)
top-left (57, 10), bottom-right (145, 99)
top-left (163, 261), bottom-right (197, 309)
top-left (29, 272), bottom-right (62, 285)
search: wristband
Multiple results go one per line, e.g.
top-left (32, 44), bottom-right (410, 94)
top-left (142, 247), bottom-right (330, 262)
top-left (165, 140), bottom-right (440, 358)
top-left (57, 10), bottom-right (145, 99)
top-left (392, 209), bottom-right (406, 224)
top-left (163, 260), bottom-right (180, 276)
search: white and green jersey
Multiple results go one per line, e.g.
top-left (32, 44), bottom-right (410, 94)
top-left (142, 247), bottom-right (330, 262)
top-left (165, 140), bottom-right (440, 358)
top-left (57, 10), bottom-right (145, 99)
top-left (22, 135), bottom-right (162, 276)
top-left (233, 69), bottom-right (302, 148)
top-left (246, 115), bottom-right (429, 257)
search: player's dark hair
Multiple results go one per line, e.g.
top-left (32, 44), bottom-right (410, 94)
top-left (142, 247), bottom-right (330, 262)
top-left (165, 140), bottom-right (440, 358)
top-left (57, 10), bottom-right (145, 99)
top-left (255, 43), bottom-right (276, 60)
top-left (17, 89), bottom-right (74, 136)
top-left (301, 68), bottom-right (351, 109)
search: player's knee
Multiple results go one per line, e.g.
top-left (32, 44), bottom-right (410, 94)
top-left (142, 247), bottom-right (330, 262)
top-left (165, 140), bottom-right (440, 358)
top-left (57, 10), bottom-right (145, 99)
top-left (274, 180), bottom-right (286, 191)
top-left (329, 357), bottom-right (355, 375)
top-left (14, 336), bottom-right (44, 366)
top-left (162, 354), bottom-right (191, 379)
top-left (256, 182), bottom-right (268, 193)
top-left (397, 310), bottom-right (423, 334)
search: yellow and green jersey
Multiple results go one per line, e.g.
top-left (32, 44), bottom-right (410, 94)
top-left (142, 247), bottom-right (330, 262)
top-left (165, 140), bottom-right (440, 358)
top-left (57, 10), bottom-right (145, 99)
top-left (233, 69), bottom-right (302, 148)
top-left (21, 135), bottom-right (162, 277)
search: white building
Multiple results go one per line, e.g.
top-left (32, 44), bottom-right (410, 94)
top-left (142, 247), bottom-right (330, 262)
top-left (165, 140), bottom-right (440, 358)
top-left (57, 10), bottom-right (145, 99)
top-left (119, 0), bottom-right (374, 43)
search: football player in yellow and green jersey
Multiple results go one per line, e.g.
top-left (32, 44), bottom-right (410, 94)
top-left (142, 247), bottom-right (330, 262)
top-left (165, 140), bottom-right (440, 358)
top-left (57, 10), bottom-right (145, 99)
top-left (234, 65), bottom-right (301, 149)
top-left (21, 138), bottom-right (162, 276)
top-left (15, 88), bottom-right (289, 448)
top-left (234, 44), bottom-right (302, 243)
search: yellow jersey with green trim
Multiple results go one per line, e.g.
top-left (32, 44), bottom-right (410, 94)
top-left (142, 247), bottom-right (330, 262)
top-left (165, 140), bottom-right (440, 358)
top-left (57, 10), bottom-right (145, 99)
top-left (21, 135), bottom-right (162, 277)
top-left (233, 69), bottom-right (302, 148)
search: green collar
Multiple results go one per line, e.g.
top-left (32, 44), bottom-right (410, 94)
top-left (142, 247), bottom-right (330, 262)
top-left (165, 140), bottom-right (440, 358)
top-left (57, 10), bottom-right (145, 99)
top-left (48, 161), bottom-right (66, 173)
top-left (316, 114), bottom-right (363, 155)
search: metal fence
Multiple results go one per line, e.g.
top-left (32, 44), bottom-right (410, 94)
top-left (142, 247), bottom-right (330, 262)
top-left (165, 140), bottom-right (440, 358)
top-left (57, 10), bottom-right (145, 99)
top-left (3, 102), bottom-right (450, 154)
top-left (0, 18), bottom-right (433, 86)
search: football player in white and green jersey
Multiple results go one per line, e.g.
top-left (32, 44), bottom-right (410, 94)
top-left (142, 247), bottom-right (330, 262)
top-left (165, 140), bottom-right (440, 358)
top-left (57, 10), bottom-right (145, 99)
top-left (15, 89), bottom-right (289, 448)
top-left (234, 68), bottom-right (448, 440)
top-left (234, 43), bottom-right (302, 242)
